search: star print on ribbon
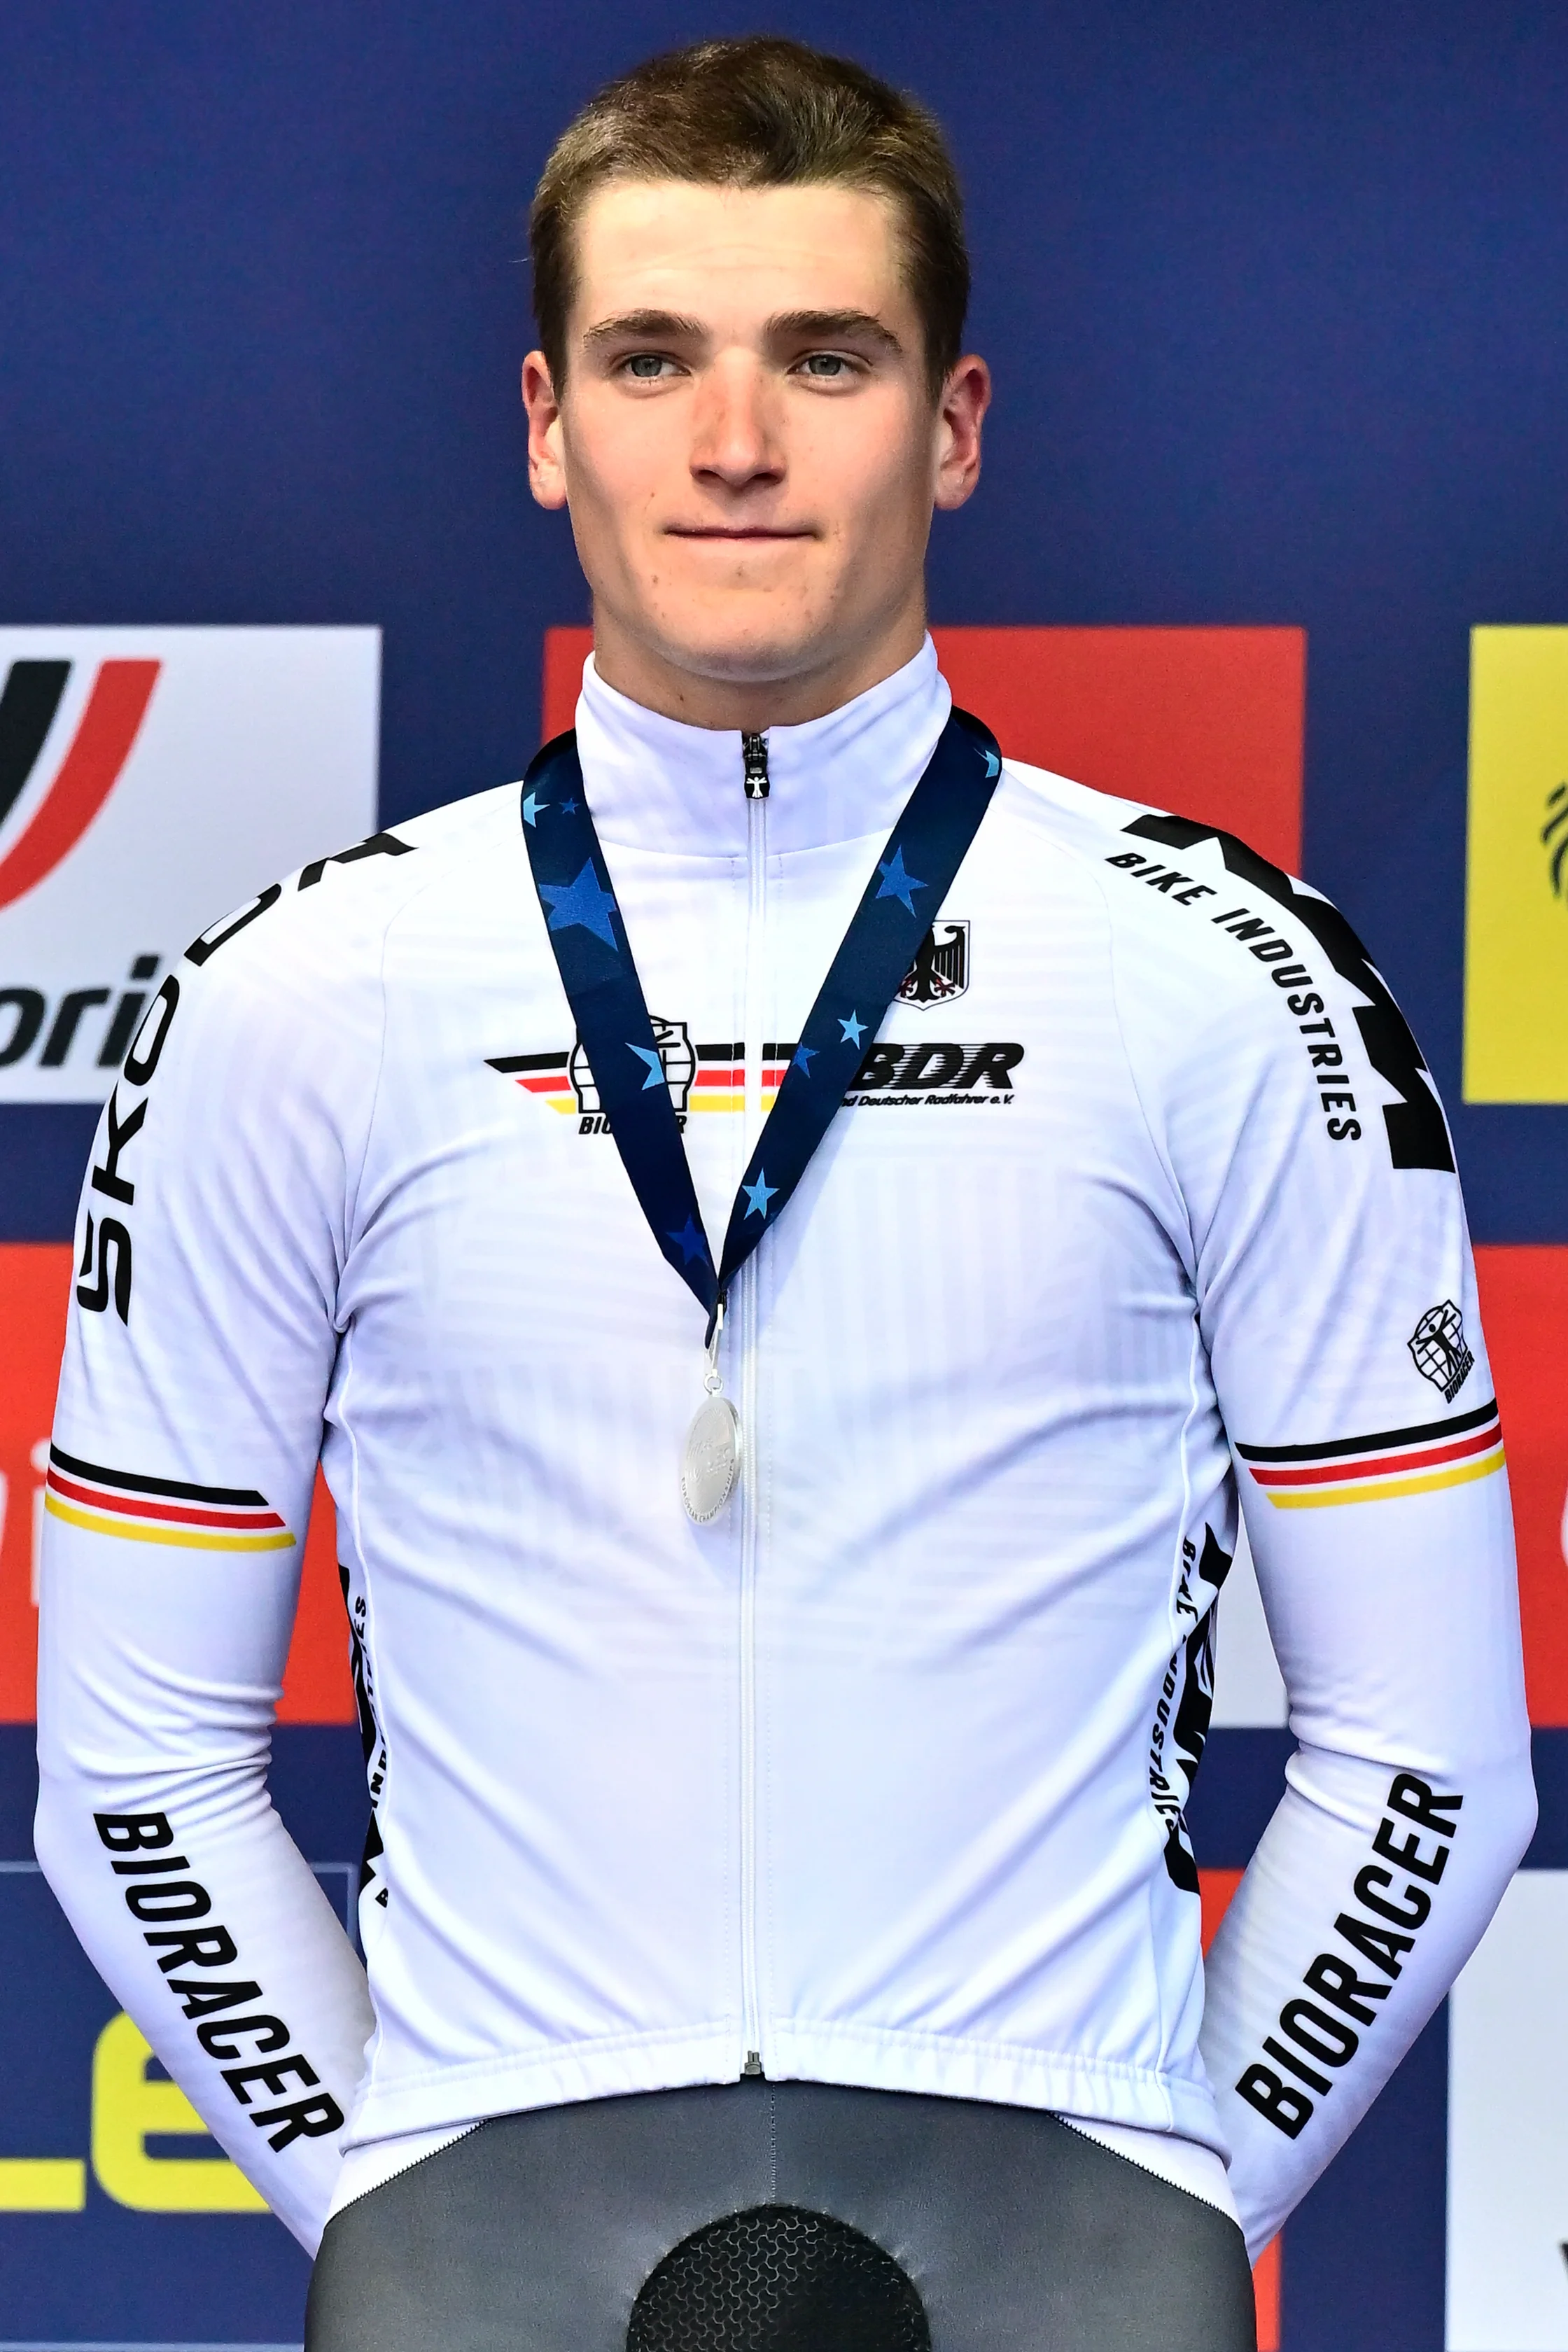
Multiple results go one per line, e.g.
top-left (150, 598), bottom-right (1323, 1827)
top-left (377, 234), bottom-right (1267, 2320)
top-left (742, 1170), bottom-right (778, 1220)
top-left (518, 707), bottom-right (1003, 1335)
top-left (538, 860), bottom-right (620, 948)
top-left (875, 844), bottom-right (926, 915)
top-left (667, 1215), bottom-right (708, 1267)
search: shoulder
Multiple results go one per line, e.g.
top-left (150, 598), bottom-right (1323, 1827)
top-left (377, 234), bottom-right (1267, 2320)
top-left (996, 761), bottom-right (1451, 1175)
top-left (998, 755), bottom-right (1344, 1005)
top-left (993, 755), bottom-right (1280, 996)
top-left (996, 755), bottom-right (1155, 846)
top-left (184, 780), bottom-right (521, 972)
top-left (127, 782), bottom-right (525, 1098)
top-left (174, 780), bottom-right (519, 1002)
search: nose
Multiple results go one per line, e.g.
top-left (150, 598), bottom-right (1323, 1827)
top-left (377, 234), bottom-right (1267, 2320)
top-left (689, 353), bottom-right (783, 493)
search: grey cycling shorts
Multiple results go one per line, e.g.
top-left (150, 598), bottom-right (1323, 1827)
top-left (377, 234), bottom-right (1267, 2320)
top-left (306, 2080), bottom-right (1256, 2352)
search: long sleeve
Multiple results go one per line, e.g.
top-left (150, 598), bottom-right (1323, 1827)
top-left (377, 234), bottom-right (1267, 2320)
top-left (34, 863), bottom-right (398, 2250)
top-left (1106, 825), bottom-right (1537, 2255)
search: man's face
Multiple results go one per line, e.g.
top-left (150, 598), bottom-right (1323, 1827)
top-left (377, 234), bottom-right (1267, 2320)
top-left (524, 179), bottom-right (986, 720)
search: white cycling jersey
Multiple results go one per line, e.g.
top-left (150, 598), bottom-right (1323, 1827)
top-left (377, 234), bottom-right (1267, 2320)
top-left (36, 640), bottom-right (1533, 2258)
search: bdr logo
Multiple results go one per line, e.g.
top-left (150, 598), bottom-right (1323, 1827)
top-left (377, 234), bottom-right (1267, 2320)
top-left (0, 629), bottom-right (379, 1101)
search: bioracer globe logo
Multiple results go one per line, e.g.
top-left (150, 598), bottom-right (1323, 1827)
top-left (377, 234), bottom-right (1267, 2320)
top-left (0, 629), bottom-right (380, 1101)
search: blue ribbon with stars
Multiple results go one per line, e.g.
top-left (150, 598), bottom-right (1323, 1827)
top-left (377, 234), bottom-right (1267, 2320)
top-left (519, 707), bottom-right (1003, 1337)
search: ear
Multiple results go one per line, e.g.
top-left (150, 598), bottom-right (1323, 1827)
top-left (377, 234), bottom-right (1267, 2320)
top-left (523, 351), bottom-right (568, 510)
top-left (932, 355), bottom-right (990, 512)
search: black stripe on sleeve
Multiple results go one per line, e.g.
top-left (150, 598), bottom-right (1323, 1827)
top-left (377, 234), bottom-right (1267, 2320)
top-left (1236, 1396), bottom-right (1500, 1466)
top-left (48, 1445), bottom-right (270, 1507)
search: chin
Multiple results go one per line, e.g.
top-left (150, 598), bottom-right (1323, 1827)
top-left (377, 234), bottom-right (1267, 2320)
top-left (641, 596), bottom-right (852, 690)
top-left (659, 636), bottom-right (828, 687)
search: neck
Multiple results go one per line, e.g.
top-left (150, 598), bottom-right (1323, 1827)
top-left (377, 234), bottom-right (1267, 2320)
top-left (574, 634), bottom-right (948, 859)
top-left (587, 596), bottom-right (930, 732)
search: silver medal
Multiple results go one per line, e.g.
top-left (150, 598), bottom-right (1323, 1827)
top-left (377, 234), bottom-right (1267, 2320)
top-left (682, 1301), bottom-right (740, 1522)
top-left (681, 1391), bottom-right (741, 1522)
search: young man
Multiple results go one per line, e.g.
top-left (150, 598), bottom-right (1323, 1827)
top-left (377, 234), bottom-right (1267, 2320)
top-left (36, 38), bottom-right (1532, 2352)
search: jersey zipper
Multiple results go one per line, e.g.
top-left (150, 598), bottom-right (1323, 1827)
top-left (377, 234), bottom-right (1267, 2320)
top-left (738, 732), bottom-right (769, 2076)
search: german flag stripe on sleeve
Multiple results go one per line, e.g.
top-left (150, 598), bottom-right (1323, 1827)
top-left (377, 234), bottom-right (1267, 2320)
top-left (43, 1447), bottom-right (296, 1551)
top-left (1236, 1400), bottom-right (1504, 1509)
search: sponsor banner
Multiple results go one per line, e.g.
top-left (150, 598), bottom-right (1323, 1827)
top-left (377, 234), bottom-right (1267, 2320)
top-left (0, 629), bottom-right (379, 1102)
top-left (1447, 1870), bottom-right (1568, 2347)
top-left (1464, 625), bottom-right (1568, 1102)
top-left (1474, 1247), bottom-right (1568, 1726)
top-left (542, 626), bottom-right (1308, 876)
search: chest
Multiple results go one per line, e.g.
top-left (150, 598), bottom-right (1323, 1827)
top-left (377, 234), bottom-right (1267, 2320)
top-left (343, 831), bottom-right (1194, 1415)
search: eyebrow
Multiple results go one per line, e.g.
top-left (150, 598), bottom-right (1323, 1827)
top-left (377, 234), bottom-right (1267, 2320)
top-left (766, 309), bottom-right (904, 356)
top-left (581, 309), bottom-right (708, 353)
top-left (580, 307), bottom-right (904, 358)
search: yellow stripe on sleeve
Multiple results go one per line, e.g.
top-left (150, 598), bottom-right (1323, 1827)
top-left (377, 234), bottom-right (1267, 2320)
top-left (1264, 1446), bottom-right (1506, 1509)
top-left (43, 1493), bottom-right (297, 1551)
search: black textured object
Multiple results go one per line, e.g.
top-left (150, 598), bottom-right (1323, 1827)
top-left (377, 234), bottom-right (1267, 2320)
top-left (627, 2204), bottom-right (930, 2352)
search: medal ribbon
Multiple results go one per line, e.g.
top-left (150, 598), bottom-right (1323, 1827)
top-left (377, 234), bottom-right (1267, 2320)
top-left (519, 706), bottom-right (1002, 1337)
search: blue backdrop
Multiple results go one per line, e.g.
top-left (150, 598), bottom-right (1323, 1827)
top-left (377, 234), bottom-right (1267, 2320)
top-left (3, 5), bottom-right (1566, 2345)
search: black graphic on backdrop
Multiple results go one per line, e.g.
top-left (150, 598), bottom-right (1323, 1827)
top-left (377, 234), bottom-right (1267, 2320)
top-left (0, 659), bottom-right (71, 830)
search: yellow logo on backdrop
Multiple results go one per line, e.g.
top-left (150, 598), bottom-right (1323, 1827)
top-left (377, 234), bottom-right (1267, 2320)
top-left (0, 2012), bottom-right (265, 2214)
top-left (1464, 626), bottom-right (1568, 1101)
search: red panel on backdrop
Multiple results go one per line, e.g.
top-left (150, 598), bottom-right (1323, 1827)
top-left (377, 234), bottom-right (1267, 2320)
top-left (1200, 1868), bottom-right (1280, 2351)
top-left (0, 1244), bottom-right (352, 1723)
top-left (933, 628), bottom-right (1304, 874)
top-left (542, 626), bottom-right (593, 745)
top-left (0, 1246), bottom-right (73, 1721)
top-left (278, 1479), bottom-right (355, 1722)
top-left (1476, 1245), bottom-right (1568, 1724)
top-left (542, 625), bottom-right (1306, 874)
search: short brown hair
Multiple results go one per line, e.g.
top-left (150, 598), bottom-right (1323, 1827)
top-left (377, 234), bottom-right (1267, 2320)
top-left (529, 36), bottom-right (969, 400)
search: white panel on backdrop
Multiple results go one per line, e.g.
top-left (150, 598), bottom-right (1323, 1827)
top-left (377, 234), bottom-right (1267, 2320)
top-left (1448, 1871), bottom-right (1568, 2348)
top-left (1212, 1509), bottom-right (1289, 1727)
top-left (0, 628), bottom-right (379, 1102)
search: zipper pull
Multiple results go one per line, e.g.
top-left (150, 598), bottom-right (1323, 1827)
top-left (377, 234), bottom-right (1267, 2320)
top-left (742, 734), bottom-right (770, 799)
top-left (742, 2050), bottom-right (766, 2077)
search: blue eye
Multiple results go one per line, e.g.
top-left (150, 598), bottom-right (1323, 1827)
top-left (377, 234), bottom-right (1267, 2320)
top-left (801, 354), bottom-right (849, 378)
top-left (625, 354), bottom-right (669, 379)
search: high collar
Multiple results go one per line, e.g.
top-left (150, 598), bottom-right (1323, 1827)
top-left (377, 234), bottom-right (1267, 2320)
top-left (573, 636), bottom-right (951, 860)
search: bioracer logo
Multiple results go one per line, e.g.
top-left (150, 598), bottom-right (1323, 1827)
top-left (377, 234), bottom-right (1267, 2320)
top-left (0, 629), bottom-right (379, 1102)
